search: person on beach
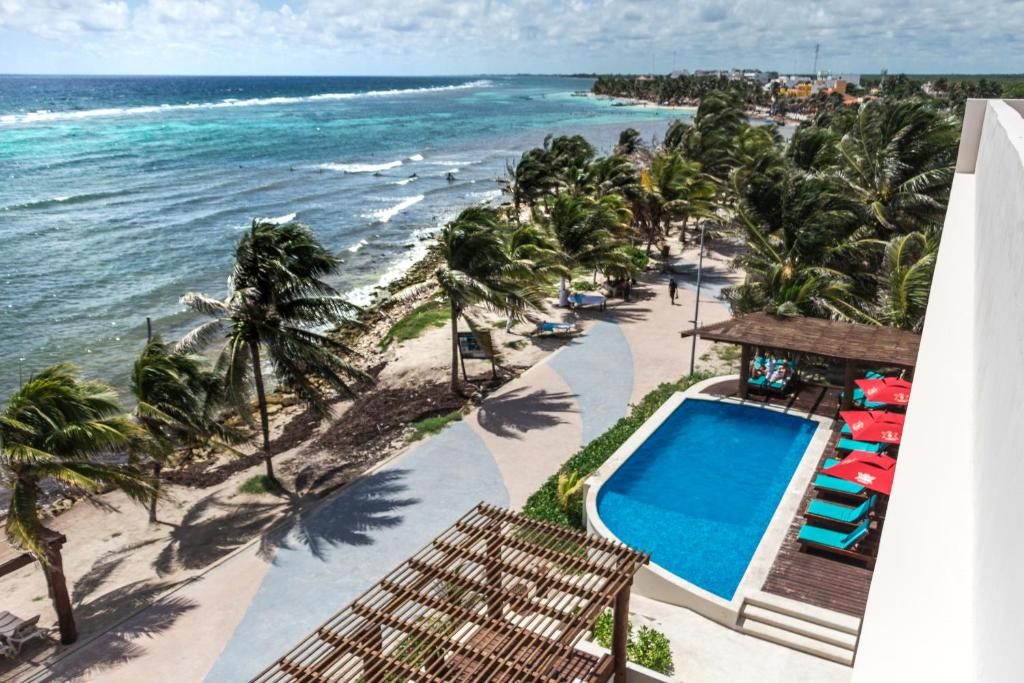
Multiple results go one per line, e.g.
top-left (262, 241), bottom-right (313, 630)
top-left (669, 277), bottom-right (678, 305)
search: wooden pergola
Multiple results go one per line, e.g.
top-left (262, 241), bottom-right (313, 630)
top-left (681, 312), bottom-right (921, 409)
top-left (250, 503), bottom-right (649, 683)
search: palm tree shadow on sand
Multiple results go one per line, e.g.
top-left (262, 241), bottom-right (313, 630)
top-left (476, 388), bottom-right (576, 439)
top-left (257, 469), bottom-right (419, 564)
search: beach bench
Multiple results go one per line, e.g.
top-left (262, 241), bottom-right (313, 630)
top-left (813, 457), bottom-right (868, 498)
top-left (570, 293), bottom-right (607, 311)
top-left (532, 321), bottom-right (579, 337)
top-left (797, 518), bottom-right (875, 567)
top-left (0, 611), bottom-right (46, 655)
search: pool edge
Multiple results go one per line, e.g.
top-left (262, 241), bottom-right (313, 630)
top-left (583, 374), bottom-right (834, 629)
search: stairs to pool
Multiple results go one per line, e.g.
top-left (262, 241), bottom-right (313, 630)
top-left (737, 591), bottom-right (861, 666)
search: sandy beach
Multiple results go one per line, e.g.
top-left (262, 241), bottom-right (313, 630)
top-left (0, 232), bottom-right (744, 682)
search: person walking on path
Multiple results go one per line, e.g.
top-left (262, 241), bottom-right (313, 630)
top-left (669, 277), bottom-right (678, 305)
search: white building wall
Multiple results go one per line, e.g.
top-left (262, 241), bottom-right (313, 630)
top-left (853, 100), bottom-right (1024, 682)
top-left (970, 101), bottom-right (1024, 680)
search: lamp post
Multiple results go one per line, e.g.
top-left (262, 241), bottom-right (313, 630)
top-left (688, 221), bottom-right (706, 376)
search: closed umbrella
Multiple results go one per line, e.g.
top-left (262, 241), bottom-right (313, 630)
top-left (826, 451), bottom-right (897, 495)
top-left (839, 410), bottom-right (905, 444)
top-left (854, 378), bottom-right (912, 406)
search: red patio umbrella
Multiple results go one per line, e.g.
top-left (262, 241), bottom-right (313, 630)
top-left (855, 377), bottom-right (912, 406)
top-left (839, 410), bottom-right (905, 444)
top-left (827, 451), bottom-right (897, 495)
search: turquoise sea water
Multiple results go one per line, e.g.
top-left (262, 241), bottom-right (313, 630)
top-left (596, 399), bottom-right (816, 599)
top-left (0, 75), bottom-right (688, 399)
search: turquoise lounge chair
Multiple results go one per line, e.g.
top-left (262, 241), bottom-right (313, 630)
top-left (747, 356), bottom-right (768, 388)
top-left (813, 472), bottom-right (866, 497)
top-left (805, 494), bottom-right (877, 527)
top-left (837, 438), bottom-right (886, 453)
top-left (797, 518), bottom-right (875, 567)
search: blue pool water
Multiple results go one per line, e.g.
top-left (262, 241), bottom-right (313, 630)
top-left (596, 399), bottom-right (817, 600)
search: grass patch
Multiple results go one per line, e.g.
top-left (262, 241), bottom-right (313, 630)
top-left (504, 340), bottom-right (528, 351)
top-left (714, 343), bottom-right (741, 365)
top-left (380, 299), bottom-right (449, 349)
top-left (239, 474), bottom-right (276, 494)
top-left (522, 372), bottom-right (711, 529)
top-left (411, 409), bottom-right (464, 441)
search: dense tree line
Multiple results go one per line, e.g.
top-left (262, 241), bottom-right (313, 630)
top-left (592, 74), bottom-right (771, 106)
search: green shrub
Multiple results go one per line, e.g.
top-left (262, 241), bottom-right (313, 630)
top-left (630, 626), bottom-right (674, 675)
top-left (411, 409), bottom-right (463, 441)
top-left (380, 299), bottom-right (449, 349)
top-left (522, 373), bottom-right (711, 529)
top-left (590, 610), bottom-right (675, 676)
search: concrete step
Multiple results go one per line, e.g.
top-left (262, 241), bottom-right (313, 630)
top-left (741, 604), bottom-right (858, 650)
top-left (744, 591), bottom-right (861, 635)
top-left (739, 618), bottom-right (855, 666)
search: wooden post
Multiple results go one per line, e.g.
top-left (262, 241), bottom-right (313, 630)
top-left (43, 539), bottom-right (76, 644)
top-left (842, 359), bottom-right (856, 411)
top-left (612, 585), bottom-right (630, 681)
top-left (739, 344), bottom-right (751, 400)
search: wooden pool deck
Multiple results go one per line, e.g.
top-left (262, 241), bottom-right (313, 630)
top-left (701, 379), bottom-right (878, 618)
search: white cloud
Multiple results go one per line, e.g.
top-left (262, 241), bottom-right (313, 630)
top-left (0, 0), bottom-right (1019, 74)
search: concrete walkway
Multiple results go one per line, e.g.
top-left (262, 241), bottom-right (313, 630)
top-left (26, 262), bottom-right (738, 683)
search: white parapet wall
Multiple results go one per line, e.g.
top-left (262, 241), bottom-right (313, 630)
top-left (853, 99), bottom-right (1024, 682)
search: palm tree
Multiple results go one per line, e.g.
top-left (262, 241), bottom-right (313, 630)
top-left (636, 153), bottom-right (716, 252)
top-left (541, 193), bottom-right (633, 306)
top-left (499, 220), bottom-right (568, 330)
top-left (867, 232), bottom-right (938, 330)
top-left (615, 128), bottom-right (643, 156)
top-left (413, 207), bottom-right (548, 393)
top-left (1, 364), bottom-right (154, 643)
top-left (832, 99), bottom-right (958, 236)
top-left (178, 219), bottom-right (368, 483)
top-left (131, 336), bottom-right (240, 523)
top-left (676, 91), bottom-right (748, 182)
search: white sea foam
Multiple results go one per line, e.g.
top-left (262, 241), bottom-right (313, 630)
top-left (0, 80), bottom-right (494, 126)
top-left (362, 195), bottom-right (424, 223)
top-left (322, 160), bottom-right (403, 174)
top-left (408, 154), bottom-right (424, 161)
top-left (263, 212), bottom-right (297, 224)
top-left (343, 213), bottom-right (456, 307)
top-left (347, 239), bottom-right (369, 253)
top-left (391, 177), bottom-right (417, 186)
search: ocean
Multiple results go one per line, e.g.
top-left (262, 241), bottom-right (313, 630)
top-left (0, 75), bottom-right (688, 400)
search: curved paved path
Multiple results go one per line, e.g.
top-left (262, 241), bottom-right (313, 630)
top-left (204, 422), bottom-right (510, 682)
top-left (32, 260), bottom-right (732, 683)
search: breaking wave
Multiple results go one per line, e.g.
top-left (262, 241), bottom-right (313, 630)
top-left (0, 80), bottom-right (494, 126)
top-left (362, 195), bottom-right (424, 224)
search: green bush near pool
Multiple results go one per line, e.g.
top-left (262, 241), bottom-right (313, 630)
top-left (522, 373), bottom-right (711, 529)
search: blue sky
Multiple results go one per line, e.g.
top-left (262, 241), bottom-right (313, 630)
top-left (0, 0), bottom-right (1019, 75)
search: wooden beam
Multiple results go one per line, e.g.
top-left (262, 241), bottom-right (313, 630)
top-left (612, 585), bottom-right (630, 682)
top-left (739, 343), bottom-right (751, 400)
top-left (842, 359), bottom-right (857, 412)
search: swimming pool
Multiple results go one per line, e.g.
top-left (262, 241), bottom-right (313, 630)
top-left (595, 398), bottom-right (817, 601)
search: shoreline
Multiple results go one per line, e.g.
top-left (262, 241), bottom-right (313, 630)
top-left (587, 91), bottom-right (699, 113)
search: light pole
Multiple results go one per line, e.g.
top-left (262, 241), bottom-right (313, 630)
top-left (688, 222), bottom-right (706, 375)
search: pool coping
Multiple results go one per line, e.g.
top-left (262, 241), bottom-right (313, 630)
top-left (583, 374), bottom-right (834, 628)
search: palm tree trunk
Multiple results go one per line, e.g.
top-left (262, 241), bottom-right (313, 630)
top-left (148, 462), bottom-right (161, 523)
top-left (43, 537), bottom-right (76, 644)
top-left (559, 276), bottom-right (569, 307)
top-left (248, 338), bottom-right (274, 482)
top-left (450, 303), bottom-right (461, 394)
